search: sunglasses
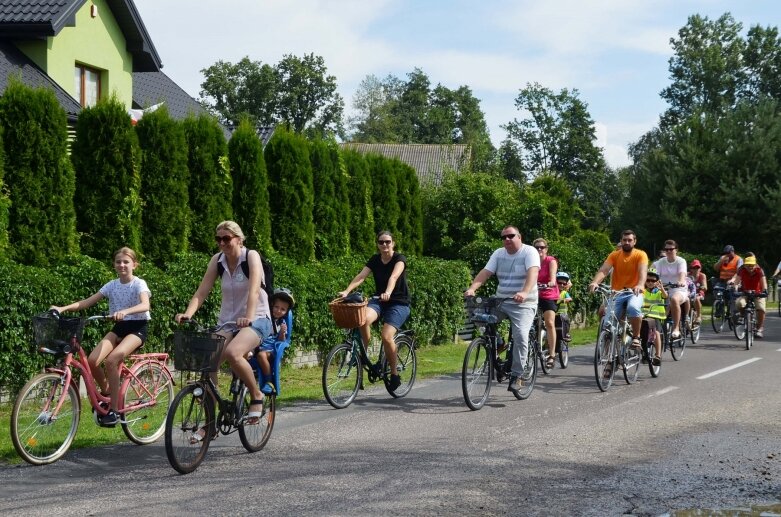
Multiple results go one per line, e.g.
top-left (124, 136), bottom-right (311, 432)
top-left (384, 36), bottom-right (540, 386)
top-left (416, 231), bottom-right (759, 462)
top-left (646, 278), bottom-right (658, 282)
top-left (535, 246), bottom-right (547, 250)
top-left (664, 248), bottom-right (676, 251)
top-left (377, 240), bottom-right (392, 245)
top-left (500, 234), bottom-right (516, 240)
top-left (215, 235), bottom-right (234, 244)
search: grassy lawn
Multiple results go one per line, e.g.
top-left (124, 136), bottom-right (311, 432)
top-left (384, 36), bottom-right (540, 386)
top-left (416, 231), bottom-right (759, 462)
top-left (0, 324), bottom-right (597, 464)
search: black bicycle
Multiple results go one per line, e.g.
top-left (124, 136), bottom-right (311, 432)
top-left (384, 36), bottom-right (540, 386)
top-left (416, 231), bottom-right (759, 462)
top-left (322, 298), bottom-right (417, 409)
top-left (661, 283), bottom-right (687, 361)
top-left (165, 320), bottom-right (274, 474)
top-left (732, 290), bottom-right (767, 350)
top-left (710, 281), bottom-right (735, 334)
top-left (461, 296), bottom-right (537, 410)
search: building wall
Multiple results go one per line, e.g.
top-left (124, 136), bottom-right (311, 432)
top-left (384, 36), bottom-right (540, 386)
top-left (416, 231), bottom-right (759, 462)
top-left (15, 0), bottom-right (133, 107)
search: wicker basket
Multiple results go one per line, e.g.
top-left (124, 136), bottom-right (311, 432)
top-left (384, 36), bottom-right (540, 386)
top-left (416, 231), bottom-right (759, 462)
top-left (173, 330), bottom-right (227, 372)
top-left (329, 298), bottom-right (368, 329)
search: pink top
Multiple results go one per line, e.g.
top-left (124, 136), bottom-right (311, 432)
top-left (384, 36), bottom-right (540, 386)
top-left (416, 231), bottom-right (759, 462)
top-left (538, 255), bottom-right (560, 301)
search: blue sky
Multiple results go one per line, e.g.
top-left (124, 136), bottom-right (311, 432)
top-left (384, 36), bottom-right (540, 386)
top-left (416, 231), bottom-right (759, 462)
top-left (134, 0), bottom-right (781, 168)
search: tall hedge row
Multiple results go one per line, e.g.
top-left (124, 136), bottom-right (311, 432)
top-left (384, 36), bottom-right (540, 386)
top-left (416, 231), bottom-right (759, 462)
top-left (310, 139), bottom-right (350, 259)
top-left (366, 154), bottom-right (401, 239)
top-left (0, 80), bottom-right (78, 265)
top-left (183, 114), bottom-right (233, 253)
top-left (0, 125), bottom-right (8, 258)
top-left (394, 159), bottom-right (424, 255)
top-left (265, 129), bottom-right (315, 262)
top-left (228, 119), bottom-right (270, 252)
top-left (70, 97), bottom-right (142, 259)
top-left (136, 107), bottom-right (189, 264)
top-left (0, 253), bottom-right (470, 393)
top-left (342, 149), bottom-right (376, 255)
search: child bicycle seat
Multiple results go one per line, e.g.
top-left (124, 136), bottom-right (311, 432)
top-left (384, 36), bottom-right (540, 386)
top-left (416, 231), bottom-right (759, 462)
top-left (248, 309), bottom-right (293, 397)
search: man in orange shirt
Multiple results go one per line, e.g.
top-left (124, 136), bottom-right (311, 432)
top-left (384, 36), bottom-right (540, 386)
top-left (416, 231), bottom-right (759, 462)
top-left (588, 229), bottom-right (649, 349)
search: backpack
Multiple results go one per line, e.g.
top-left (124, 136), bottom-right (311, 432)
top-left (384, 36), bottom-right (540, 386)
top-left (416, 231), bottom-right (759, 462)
top-left (216, 251), bottom-right (274, 300)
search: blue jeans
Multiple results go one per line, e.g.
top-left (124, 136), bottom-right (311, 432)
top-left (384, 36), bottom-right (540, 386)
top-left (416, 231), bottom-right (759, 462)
top-left (494, 301), bottom-right (536, 376)
top-left (606, 291), bottom-right (644, 320)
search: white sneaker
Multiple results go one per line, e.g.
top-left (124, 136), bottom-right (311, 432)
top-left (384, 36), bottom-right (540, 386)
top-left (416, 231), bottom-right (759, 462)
top-left (756, 328), bottom-right (764, 338)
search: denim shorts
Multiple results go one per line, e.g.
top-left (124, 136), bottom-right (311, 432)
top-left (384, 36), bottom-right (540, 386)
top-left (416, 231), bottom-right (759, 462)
top-left (366, 301), bottom-right (410, 330)
top-left (249, 316), bottom-right (272, 340)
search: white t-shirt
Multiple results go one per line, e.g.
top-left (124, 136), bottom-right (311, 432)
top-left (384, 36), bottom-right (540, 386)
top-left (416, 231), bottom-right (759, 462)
top-left (99, 277), bottom-right (151, 320)
top-left (485, 244), bottom-right (541, 308)
top-left (653, 256), bottom-right (687, 295)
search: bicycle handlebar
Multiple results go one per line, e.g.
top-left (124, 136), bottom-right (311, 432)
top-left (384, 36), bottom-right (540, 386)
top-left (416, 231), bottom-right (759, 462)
top-left (178, 318), bottom-right (238, 333)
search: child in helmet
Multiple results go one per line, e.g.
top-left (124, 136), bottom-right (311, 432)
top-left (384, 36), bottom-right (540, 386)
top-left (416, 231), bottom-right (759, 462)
top-left (642, 267), bottom-right (667, 365)
top-left (555, 272), bottom-right (573, 342)
top-left (255, 288), bottom-right (295, 394)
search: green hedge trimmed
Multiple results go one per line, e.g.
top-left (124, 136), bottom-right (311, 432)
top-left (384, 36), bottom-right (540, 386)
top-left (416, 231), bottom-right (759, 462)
top-left (0, 253), bottom-right (471, 393)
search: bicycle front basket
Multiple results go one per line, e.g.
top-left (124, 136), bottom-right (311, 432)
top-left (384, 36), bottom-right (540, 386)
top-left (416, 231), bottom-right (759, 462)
top-left (173, 330), bottom-right (227, 372)
top-left (32, 313), bottom-right (84, 349)
top-left (329, 298), bottom-right (368, 329)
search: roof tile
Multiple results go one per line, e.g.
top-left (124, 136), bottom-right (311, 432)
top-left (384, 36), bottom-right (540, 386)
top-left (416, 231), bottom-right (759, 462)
top-left (340, 143), bottom-right (470, 185)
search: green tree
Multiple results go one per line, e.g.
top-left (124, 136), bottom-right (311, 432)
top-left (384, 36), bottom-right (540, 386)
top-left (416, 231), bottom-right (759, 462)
top-left (71, 96), bottom-right (141, 259)
top-left (341, 149), bottom-right (375, 256)
top-left (136, 107), bottom-right (189, 264)
top-left (309, 139), bottom-right (349, 259)
top-left (393, 160), bottom-right (423, 256)
top-left (228, 119), bottom-right (270, 251)
top-left (199, 57), bottom-right (278, 127)
top-left (182, 114), bottom-right (233, 253)
top-left (366, 154), bottom-right (400, 236)
top-left (265, 129), bottom-right (314, 262)
top-left (0, 80), bottom-right (78, 265)
top-left (0, 125), bottom-right (8, 258)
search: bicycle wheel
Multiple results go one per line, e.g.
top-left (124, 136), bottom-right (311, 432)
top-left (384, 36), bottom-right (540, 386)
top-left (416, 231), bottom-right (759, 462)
top-left (622, 340), bottom-right (640, 385)
top-left (513, 341), bottom-right (537, 400)
top-left (535, 331), bottom-right (550, 375)
top-left (557, 339), bottom-right (569, 369)
top-left (461, 337), bottom-right (492, 410)
top-left (384, 334), bottom-right (417, 398)
top-left (670, 324), bottom-right (687, 361)
top-left (594, 329), bottom-right (615, 392)
top-left (120, 362), bottom-right (174, 445)
top-left (11, 372), bottom-right (81, 465)
top-left (689, 311), bottom-right (701, 344)
top-left (238, 387), bottom-right (275, 452)
top-left (745, 310), bottom-right (754, 350)
top-left (733, 313), bottom-right (746, 340)
top-left (711, 300), bottom-right (726, 333)
top-left (646, 340), bottom-right (660, 378)
top-left (165, 383), bottom-right (215, 474)
top-left (322, 342), bottom-right (360, 409)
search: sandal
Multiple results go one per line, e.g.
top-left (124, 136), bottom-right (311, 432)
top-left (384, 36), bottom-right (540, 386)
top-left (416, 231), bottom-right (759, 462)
top-left (246, 399), bottom-right (265, 425)
top-left (630, 338), bottom-right (642, 350)
top-left (545, 356), bottom-right (555, 369)
top-left (189, 426), bottom-right (218, 444)
top-left (652, 355), bottom-right (662, 366)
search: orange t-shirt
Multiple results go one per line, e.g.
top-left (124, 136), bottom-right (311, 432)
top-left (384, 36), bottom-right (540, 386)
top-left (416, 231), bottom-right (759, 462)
top-left (606, 248), bottom-right (649, 290)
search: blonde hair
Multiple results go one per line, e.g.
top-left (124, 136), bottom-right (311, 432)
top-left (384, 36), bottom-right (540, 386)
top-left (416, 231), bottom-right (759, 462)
top-left (533, 238), bottom-right (548, 248)
top-left (215, 220), bottom-right (245, 243)
top-left (113, 247), bottom-right (139, 264)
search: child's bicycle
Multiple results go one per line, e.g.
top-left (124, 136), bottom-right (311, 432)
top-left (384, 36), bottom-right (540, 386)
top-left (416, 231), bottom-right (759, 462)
top-left (322, 296), bottom-right (417, 409)
top-left (10, 310), bottom-right (174, 465)
top-left (164, 319), bottom-right (276, 474)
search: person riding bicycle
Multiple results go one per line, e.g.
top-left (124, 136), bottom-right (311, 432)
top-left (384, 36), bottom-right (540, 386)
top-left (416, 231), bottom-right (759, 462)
top-left (588, 229), bottom-right (648, 351)
top-left (688, 259), bottom-right (708, 325)
top-left (338, 230), bottom-right (410, 392)
top-left (465, 226), bottom-right (540, 395)
top-left (254, 288), bottom-right (294, 395)
top-left (533, 238), bottom-right (559, 370)
top-left (51, 247), bottom-right (150, 427)
top-left (641, 268), bottom-right (667, 366)
top-left (729, 255), bottom-right (768, 338)
top-left (714, 245), bottom-right (742, 310)
top-left (653, 239), bottom-right (688, 339)
top-left (556, 272), bottom-right (573, 343)
top-left (175, 221), bottom-right (271, 432)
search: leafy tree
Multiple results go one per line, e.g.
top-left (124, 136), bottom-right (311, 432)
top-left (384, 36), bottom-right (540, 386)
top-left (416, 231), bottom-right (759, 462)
top-left (0, 80), bottom-right (78, 265)
top-left (228, 119), bottom-right (270, 251)
top-left (504, 82), bottom-right (614, 229)
top-left (265, 129), bottom-right (314, 262)
top-left (309, 139), bottom-right (349, 259)
top-left (71, 96), bottom-right (141, 260)
top-left (341, 149), bottom-right (375, 256)
top-left (182, 114), bottom-right (233, 253)
top-left (200, 53), bottom-right (344, 137)
top-left (136, 107), bottom-right (189, 264)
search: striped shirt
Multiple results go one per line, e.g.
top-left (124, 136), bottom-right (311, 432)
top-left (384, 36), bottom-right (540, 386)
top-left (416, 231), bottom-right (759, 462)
top-left (485, 244), bottom-right (540, 308)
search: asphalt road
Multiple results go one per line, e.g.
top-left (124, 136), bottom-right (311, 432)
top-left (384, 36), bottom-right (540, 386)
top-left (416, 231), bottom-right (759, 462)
top-left (2, 312), bottom-right (781, 516)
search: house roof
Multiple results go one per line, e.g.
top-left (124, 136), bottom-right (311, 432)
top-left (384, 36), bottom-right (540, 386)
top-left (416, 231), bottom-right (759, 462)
top-left (0, 0), bottom-right (161, 72)
top-left (340, 143), bottom-right (471, 185)
top-left (0, 40), bottom-right (80, 120)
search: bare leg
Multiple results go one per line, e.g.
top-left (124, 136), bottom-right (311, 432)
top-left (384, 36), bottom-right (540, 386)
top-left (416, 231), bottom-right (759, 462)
top-left (223, 328), bottom-right (262, 412)
top-left (103, 335), bottom-right (142, 412)
top-left (544, 309), bottom-right (556, 360)
top-left (88, 334), bottom-right (118, 395)
top-left (381, 323), bottom-right (398, 374)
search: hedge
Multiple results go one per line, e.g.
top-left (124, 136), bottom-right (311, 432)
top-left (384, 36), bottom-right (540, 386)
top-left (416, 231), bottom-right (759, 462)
top-left (0, 252), bottom-right (471, 393)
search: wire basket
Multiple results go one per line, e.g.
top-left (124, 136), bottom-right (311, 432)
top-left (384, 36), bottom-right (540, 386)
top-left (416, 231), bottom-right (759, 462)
top-left (329, 298), bottom-right (368, 329)
top-left (173, 330), bottom-right (227, 372)
top-left (32, 313), bottom-right (84, 348)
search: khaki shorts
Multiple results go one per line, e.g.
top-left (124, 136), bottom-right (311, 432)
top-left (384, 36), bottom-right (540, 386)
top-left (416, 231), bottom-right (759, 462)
top-left (736, 296), bottom-right (766, 313)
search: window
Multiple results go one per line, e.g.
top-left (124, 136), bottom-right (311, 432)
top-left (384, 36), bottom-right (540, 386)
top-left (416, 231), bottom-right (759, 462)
top-left (74, 64), bottom-right (101, 107)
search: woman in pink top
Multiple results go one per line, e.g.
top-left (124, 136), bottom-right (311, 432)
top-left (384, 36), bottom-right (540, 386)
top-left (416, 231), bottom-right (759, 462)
top-left (534, 238), bottom-right (560, 369)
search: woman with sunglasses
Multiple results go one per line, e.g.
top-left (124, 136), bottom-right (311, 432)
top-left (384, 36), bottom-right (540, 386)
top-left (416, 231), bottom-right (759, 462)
top-left (338, 231), bottom-right (410, 392)
top-left (533, 238), bottom-right (560, 370)
top-left (175, 220), bottom-right (272, 430)
top-left (652, 239), bottom-right (688, 339)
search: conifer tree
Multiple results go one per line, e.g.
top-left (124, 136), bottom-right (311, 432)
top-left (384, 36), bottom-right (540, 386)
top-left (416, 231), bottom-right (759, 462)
top-left (309, 139), bottom-right (349, 259)
top-left (366, 154), bottom-right (400, 237)
top-left (341, 149), bottom-right (375, 255)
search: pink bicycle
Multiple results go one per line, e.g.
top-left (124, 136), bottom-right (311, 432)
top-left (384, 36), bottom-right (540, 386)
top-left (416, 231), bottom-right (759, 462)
top-left (10, 310), bottom-right (174, 465)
